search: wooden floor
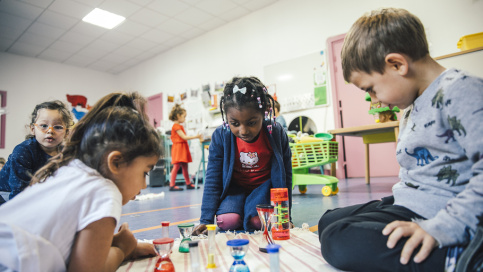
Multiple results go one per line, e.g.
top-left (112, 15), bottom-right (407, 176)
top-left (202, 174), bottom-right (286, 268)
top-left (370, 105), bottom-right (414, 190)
top-left (120, 175), bottom-right (399, 240)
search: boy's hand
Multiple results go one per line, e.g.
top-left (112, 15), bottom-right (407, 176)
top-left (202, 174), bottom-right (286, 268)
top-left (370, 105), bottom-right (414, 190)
top-left (382, 220), bottom-right (438, 265)
top-left (128, 242), bottom-right (157, 260)
top-left (112, 223), bottom-right (138, 261)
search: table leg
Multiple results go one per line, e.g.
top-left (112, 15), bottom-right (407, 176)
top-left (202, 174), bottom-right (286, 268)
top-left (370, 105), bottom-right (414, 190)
top-left (365, 143), bottom-right (370, 184)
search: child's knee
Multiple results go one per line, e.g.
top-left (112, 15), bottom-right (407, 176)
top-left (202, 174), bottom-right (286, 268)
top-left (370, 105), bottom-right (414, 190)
top-left (249, 216), bottom-right (261, 230)
top-left (216, 213), bottom-right (242, 231)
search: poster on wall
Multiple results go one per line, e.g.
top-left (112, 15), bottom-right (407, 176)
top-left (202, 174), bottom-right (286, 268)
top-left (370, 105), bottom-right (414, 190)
top-left (66, 94), bottom-right (91, 122)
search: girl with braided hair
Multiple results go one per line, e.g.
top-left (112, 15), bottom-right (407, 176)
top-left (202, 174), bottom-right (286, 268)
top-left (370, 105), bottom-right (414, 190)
top-left (192, 76), bottom-right (293, 235)
top-left (0, 92), bottom-right (162, 271)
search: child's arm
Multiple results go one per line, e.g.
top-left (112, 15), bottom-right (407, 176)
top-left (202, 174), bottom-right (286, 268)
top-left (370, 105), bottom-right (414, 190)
top-left (67, 219), bottom-right (137, 272)
top-left (175, 129), bottom-right (202, 141)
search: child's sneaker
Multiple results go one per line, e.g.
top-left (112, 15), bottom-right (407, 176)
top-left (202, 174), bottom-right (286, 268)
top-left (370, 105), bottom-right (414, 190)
top-left (169, 186), bottom-right (183, 191)
top-left (456, 215), bottom-right (483, 272)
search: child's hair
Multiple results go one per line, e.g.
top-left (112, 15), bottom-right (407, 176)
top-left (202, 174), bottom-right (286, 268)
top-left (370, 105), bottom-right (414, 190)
top-left (0, 157), bottom-right (5, 165)
top-left (31, 92), bottom-right (162, 184)
top-left (220, 76), bottom-right (275, 129)
top-left (341, 8), bottom-right (429, 82)
top-left (273, 100), bottom-right (281, 113)
top-left (168, 104), bottom-right (186, 122)
top-left (27, 100), bottom-right (74, 139)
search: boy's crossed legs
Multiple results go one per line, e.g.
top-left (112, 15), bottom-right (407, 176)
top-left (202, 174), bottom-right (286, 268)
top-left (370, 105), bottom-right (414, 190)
top-left (318, 196), bottom-right (447, 271)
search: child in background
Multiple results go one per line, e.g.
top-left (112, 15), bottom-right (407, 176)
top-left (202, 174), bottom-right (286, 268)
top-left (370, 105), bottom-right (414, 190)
top-left (0, 100), bottom-right (73, 204)
top-left (273, 100), bottom-right (287, 132)
top-left (318, 8), bottom-right (483, 271)
top-left (192, 76), bottom-right (292, 235)
top-left (0, 158), bottom-right (5, 170)
top-left (0, 92), bottom-right (161, 271)
top-left (168, 104), bottom-right (202, 191)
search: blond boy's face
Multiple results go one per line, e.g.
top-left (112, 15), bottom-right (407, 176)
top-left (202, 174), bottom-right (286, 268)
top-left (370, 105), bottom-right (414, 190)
top-left (349, 66), bottom-right (417, 110)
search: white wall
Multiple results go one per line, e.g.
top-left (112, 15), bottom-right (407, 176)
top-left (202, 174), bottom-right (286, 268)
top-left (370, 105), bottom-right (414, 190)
top-left (0, 52), bottom-right (116, 158)
top-left (118, 0), bottom-right (483, 134)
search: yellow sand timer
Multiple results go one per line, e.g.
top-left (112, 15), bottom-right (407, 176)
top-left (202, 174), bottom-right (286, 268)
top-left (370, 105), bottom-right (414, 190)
top-left (206, 224), bottom-right (217, 268)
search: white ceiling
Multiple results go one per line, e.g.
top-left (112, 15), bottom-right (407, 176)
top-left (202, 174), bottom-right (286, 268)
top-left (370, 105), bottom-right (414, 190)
top-left (0, 0), bottom-right (279, 74)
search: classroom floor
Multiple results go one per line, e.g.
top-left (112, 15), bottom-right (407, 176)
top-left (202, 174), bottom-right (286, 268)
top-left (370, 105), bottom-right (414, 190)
top-left (120, 175), bottom-right (399, 240)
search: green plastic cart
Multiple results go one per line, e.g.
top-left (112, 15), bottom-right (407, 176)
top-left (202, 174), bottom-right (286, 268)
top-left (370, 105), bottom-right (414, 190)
top-left (290, 140), bottom-right (339, 196)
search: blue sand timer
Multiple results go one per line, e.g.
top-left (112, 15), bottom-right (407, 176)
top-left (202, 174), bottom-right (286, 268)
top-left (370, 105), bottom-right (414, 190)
top-left (226, 239), bottom-right (250, 272)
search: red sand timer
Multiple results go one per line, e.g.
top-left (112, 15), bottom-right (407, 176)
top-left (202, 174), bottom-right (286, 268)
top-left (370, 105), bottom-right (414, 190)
top-left (256, 204), bottom-right (275, 252)
top-left (153, 237), bottom-right (175, 272)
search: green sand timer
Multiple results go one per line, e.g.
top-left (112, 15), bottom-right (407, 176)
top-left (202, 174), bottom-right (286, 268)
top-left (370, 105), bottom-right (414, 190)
top-left (177, 223), bottom-right (194, 253)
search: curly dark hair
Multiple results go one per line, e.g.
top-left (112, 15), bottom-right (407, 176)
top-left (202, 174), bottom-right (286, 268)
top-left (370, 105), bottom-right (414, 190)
top-left (27, 100), bottom-right (74, 140)
top-left (220, 76), bottom-right (275, 125)
top-left (168, 104), bottom-right (186, 122)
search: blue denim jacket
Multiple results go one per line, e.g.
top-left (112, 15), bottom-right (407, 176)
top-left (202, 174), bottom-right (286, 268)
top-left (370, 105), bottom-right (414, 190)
top-left (200, 121), bottom-right (292, 225)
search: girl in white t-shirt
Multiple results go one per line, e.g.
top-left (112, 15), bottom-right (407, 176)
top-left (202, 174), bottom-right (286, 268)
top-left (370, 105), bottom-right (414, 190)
top-left (0, 92), bottom-right (162, 272)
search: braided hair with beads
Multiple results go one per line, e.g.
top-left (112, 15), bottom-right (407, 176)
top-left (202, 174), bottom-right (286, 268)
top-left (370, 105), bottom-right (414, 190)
top-left (219, 76), bottom-right (276, 134)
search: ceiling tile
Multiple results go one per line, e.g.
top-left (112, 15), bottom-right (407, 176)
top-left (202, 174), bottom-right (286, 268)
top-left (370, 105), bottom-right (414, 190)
top-left (88, 59), bottom-right (118, 71)
top-left (147, 0), bottom-right (189, 17)
top-left (27, 22), bottom-right (66, 40)
top-left (38, 48), bottom-right (73, 62)
top-left (48, 0), bottom-right (93, 19)
top-left (0, 11), bottom-right (33, 30)
top-left (218, 6), bottom-right (250, 21)
top-left (37, 10), bottom-right (78, 30)
top-left (243, 0), bottom-right (277, 11)
top-left (161, 36), bottom-right (186, 47)
top-left (77, 46), bottom-right (109, 60)
top-left (71, 0), bottom-right (104, 8)
top-left (0, 0), bottom-right (43, 20)
top-left (98, 52), bottom-right (130, 64)
top-left (99, 30), bottom-right (135, 45)
top-left (17, 32), bottom-right (55, 48)
top-left (231, 0), bottom-right (251, 5)
top-left (129, 8), bottom-right (169, 27)
top-left (87, 39), bottom-right (120, 53)
top-left (8, 41), bottom-right (45, 57)
top-left (156, 19), bottom-right (192, 35)
top-left (175, 7), bottom-right (212, 26)
top-left (18, 0), bottom-right (55, 9)
top-left (198, 17), bottom-right (225, 31)
top-left (141, 28), bottom-right (173, 43)
top-left (112, 45), bottom-right (143, 58)
top-left (124, 37), bottom-right (157, 51)
top-left (127, 0), bottom-right (152, 6)
top-left (59, 31), bottom-right (96, 47)
top-left (180, 0), bottom-right (203, 5)
top-left (49, 40), bottom-right (84, 53)
top-left (195, 0), bottom-right (237, 16)
top-left (99, 0), bottom-right (142, 17)
top-left (70, 22), bottom-right (108, 37)
top-left (114, 20), bottom-right (150, 36)
top-left (0, 25), bottom-right (25, 41)
top-left (108, 64), bottom-right (131, 74)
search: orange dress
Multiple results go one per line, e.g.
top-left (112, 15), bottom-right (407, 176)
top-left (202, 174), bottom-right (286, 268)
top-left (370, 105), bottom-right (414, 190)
top-left (170, 123), bottom-right (192, 164)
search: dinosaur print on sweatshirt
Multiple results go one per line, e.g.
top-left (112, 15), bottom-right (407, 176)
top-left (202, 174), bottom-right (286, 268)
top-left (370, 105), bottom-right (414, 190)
top-left (437, 115), bottom-right (467, 143)
top-left (405, 147), bottom-right (439, 166)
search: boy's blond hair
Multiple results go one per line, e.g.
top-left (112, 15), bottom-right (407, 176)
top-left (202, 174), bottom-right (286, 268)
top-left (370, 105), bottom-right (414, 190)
top-left (341, 8), bottom-right (429, 82)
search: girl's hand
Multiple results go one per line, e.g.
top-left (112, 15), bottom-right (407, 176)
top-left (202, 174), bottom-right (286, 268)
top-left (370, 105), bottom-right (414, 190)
top-left (382, 220), bottom-right (438, 265)
top-left (127, 242), bottom-right (157, 260)
top-left (191, 224), bottom-right (207, 236)
top-left (112, 223), bottom-right (138, 261)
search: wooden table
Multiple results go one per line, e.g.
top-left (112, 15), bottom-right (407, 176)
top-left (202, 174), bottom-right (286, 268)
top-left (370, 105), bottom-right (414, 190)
top-left (328, 121), bottom-right (400, 184)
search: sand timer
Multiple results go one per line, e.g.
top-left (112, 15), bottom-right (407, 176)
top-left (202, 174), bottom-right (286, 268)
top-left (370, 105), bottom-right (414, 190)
top-left (226, 239), bottom-right (250, 272)
top-left (256, 204), bottom-right (275, 253)
top-left (153, 237), bottom-right (175, 272)
top-left (161, 221), bottom-right (170, 237)
top-left (270, 188), bottom-right (290, 240)
top-left (206, 224), bottom-right (217, 268)
top-left (178, 223), bottom-right (194, 253)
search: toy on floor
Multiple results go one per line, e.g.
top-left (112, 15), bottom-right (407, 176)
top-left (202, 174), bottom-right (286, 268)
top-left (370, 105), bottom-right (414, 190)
top-left (227, 239), bottom-right (250, 272)
top-left (177, 223), bottom-right (194, 253)
top-left (256, 204), bottom-right (275, 252)
top-left (366, 93), bottom-right (400, 123)
top-left (206, 224), bottom-right (217, 268)
top-left (290, 139), bottom-right (339, 196)
top-left (270, 188), bottom-right (290, 240)
top-left (153, 237), bottom-right (175, 272)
